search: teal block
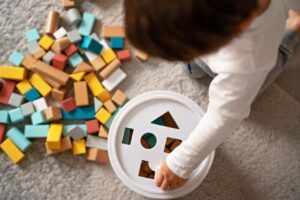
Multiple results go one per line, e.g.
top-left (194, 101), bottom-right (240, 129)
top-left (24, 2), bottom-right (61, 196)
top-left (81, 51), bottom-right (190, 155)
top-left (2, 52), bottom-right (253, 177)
top-left (25, 87), bottom-right (41, 101)
top-left (6, 127), bottom-right (32, 152)
top-left (61, 107), bottom-right (94, 120)
top-left (24, 125), bottom-right (50, 138)
top-left (9, 108), bottom-right (25, 123)
top-left (63, 124), bottom-right (87, 137)
top-left (80, 36), bottom-right (103, 54)
top-left (145, 133), bottom-right (156, 147)
top-left (9, 51), bottom-right (24, 66)
top-left (110, 37), bottom-right (124, 49)
top-left (25, 28), bottom-right (40, 42)
top-left (79, 12), bottom-right (95, 36)
top-left (0, 110), bottom-right (10, 124)
top-left (31, 111), bottom-right (47, 125)
top-left (68, 53), bottom-right (83, 67)
top-left (122, 128), bottom-right (133, 145)
top-left (105, 107), bottom-right (121, 129)
top-left (151, 117), bottom-right (165, 126)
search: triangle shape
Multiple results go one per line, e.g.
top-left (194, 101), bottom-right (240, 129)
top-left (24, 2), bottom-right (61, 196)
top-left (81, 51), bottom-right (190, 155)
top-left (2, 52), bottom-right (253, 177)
top-left (151, 111), bottom-right (179, 129)
top-left (94, 97), bottom-right (103, 113)
top-left (70, 72), bottom-right (85, 82)
top-left (73, 61), bottom-right (94, 73)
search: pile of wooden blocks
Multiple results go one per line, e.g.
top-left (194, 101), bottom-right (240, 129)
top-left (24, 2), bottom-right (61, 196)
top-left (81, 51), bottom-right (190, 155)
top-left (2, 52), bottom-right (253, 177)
top-left (0, 2), bottom-right (148, 164)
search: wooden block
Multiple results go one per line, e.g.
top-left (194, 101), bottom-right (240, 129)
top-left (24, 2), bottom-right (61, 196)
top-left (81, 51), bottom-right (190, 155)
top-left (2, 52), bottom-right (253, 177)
top-left (20, 102), bottom-right (35, 117)
top-left (112, 89), bottom-right (127, 106)
top-left (0, 80), bottom-right (16, 104)
top-left (64, 43), bottom-right (78, 56)
top-left (0, 138), bottom-right (25, 164)
top-left (61, 97), bottom-right (77, 112)
top-left (68, 126), bottom-right (85, 140)
top-left (0, 124), bottom-right (6, 144)
top-left (117, 49), bottom-right (131, 62)
top-left (8, 93), bottom-right (24, 107)
top-left (102, 68), bottom-right (127, 91)
top-left (52, 53), bottom-right (68, 71)
top-left (66, 8), bottom-right (81, 25)
top-left (43, 76), bottom-right (62, 89)
top-left (24, 125), bottom-right (49, 138)
top-left (45, 10), bottom-right (60, 34)
top-left (53, 27), bottom-right (67, 39)
top-left (98, 125), bottom-right (108, 139)
top-left (58, 36), bottom-right (71, 51)
top-left (135, 49), bottom-right (149, 61)
top-left (95, 107), bottom-right (111, 124)
top-left (22, 55), bottom-right (36, 70)
top-left (91, 56), bottom-right (106, 71)
top-left (46, 137), bottom-right (72, 155)
top-left (86, 135), bottom-right (107, 150)
top-left (6, 127), bottom-right (32, 152)
top-left (72, 139), bottom-right (86, 155)
top-left (0, 66), bottom-right (26, 81)
top-left (63, 0), bottom-right (76, 9)
top-left (101, 25), bottom-right (125, 38)
top-left (31, 111), bottom-right (47, 125)
top-left (99, 59), bottom-right (121, 79)
top-left (101, 49), bottom-right (117, 64)
top-left (97, 89), bottom-right (112, 103)
top-left (67, 29), bottom-right (82, 43)
top-left (29, 73), bottom-right (52, 97)
top-left (9, 51), bottom-right (24, 66)
top-left (86, 148), bottom-right (98, 161)
top-left (33, 48), bottom-right (46, 60)
top-left (85, 119), bottom-right (100, 134)
top-left (73, 61), bottom-right (94, 73)
top-left (44, 106), bottom-right (62, 121)
top-left (84, 72), bottom-right (104, 96)
top-left (96, 150), bottom-right (109, 164)
top-left (79, 12), bottom-right (95, 36)
top-left (25, 28), bottom-right (41, 42)
top-left (33, 97), bottom-right (48, 111)
top-left (70, 72), bottom-right (85, 82)
top-left (51, 41), bottom-right (61, 53)
top-left (32, 61), bottom-right (69, 85)
top-left (0, 110), bottom-right (9, 124)
top-left (24, 88), bottom-right (41, 102)
top-left (46, 124), bottom-right (63, 150)
top-left (94, 97), bottom-right (103, 113)
top-left (39, 35), bottom-right (54, 50)
top-left (43, 51), bottom-right (56, 64)
top-left (103, 100), bottom-right (117, 114)
top-left (16, 80), bottom-right (32, 95)
top-left (9, 108), bottom-right (25, 123)
top-left (51, 88), bottom-right (66, 101)
top-left (74, 81), bottom-right (89, 106)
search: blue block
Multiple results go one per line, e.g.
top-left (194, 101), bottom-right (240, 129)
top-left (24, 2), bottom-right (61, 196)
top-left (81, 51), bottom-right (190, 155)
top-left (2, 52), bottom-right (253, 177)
top-left (63, 124), bottom-right (87, 137)
top-left (9, 51), bottom-right (24, 66)
top-left (61, 107), bottom-right (95, 120)
top-left (24, 125), bottom-right (49, 138)
top-left (105, 107), bottom-right (121, 129)
top-left (25, 88), bottom-right (41, 101)
top-left (110, 37), bottom-right (124, 49)
top-left (80, 37), bottom-right (103, 54)
top-left (68, 53), bottom-right (83, 67)
top-left (25, 28), bottom-right (40, 42)
top-left (6, 127), bottom-right (32, 152)
top-left (79, 12), bottom-right (95, 36)
top-left (0, 110), bottom-right (10, 124)
top-left (31, 111), bottom-right (47, 125)
top-left (9, 108), bottom-right (25, 123)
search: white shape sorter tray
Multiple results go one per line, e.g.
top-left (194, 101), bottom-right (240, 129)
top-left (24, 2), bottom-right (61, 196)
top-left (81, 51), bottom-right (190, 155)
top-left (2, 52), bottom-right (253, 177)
top-left (108, 91), bottom-right (215, 199)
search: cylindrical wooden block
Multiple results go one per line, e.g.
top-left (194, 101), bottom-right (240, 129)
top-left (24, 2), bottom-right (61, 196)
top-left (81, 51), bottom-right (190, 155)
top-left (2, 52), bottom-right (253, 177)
top-left (66, 8), bottom-right (81, 25)
top-left (46, 11), bottom-right (60, 34)
top-left (99, 59), bottom-right (121, 79)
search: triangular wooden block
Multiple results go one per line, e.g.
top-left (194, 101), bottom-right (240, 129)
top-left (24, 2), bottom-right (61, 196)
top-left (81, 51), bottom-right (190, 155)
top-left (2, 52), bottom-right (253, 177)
top-left (73, 61), bottom-right (94, 73)
top-left (99, 125), bottom-right (108, 139)
top-left (70, 72), bottom-right (86, 82)
top-left (94, 97), bottom-right (103, 113)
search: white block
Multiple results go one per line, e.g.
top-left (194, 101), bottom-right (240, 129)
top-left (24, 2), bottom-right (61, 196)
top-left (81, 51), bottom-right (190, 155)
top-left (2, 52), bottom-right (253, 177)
top-left (94, 97), bottom-right (103, 113)
top-left (43, 51), bottom-right (55, 64)
top-left (21, 102), bottom-right (35, 117)
top-left (8, 93), bottom-right (24, 107)
top-left (86, 135), bottom-right (107, 150)
top-left (99, 39), bottom-right (110, 51)
top-left (53, 27), bottom-right (67, 39)
top-left (33, 97), bottom-right (48, 111)
top-left (84, 51), bottom-right (98, 63)
top-left (102, 68), bottom-right (127, 91)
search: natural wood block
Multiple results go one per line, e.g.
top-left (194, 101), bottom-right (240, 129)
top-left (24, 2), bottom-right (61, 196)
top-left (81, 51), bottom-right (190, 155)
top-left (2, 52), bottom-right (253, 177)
top-left (33, 48), bottom-right (46, 60)
top-left (22, 55), bottom-right (36, 70)
top-left (73, 61), bottom-right (94, 73)
top-left (135, 49), bottom-right (149, 61)
top-left (102, 25), bottom-right (126, 38)
top-left (98, 125), bottom-right (108, 139)
top-left (74, 81), bottom-right (89, 106)
top-left (63, 0), bottom-right (76, 9)
top-left (86, 147), bottom-right (98, 161)
top-left (99, 59), bottom-right (121, 79)
top-left (46, 137), bottom-right (72, 155)
top-left (111, 89), bottom-right (127, 106)
top-left (44, 106), bottom-right (62, 121)
top-left (103, 99), bottom-right (117, 114)
top-left (91, 56), bottom-right (106, 71)
top-left (45, 11), bottom-right (60, 34)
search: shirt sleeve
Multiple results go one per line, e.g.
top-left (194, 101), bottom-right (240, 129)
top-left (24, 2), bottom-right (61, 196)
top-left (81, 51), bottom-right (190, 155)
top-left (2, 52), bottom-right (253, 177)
top-left (166, 71), bottom-right (269, 178)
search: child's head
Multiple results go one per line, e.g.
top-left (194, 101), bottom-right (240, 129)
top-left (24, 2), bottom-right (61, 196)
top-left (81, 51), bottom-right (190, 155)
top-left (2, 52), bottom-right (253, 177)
top-left (124, 0), bottom-right (258, 61)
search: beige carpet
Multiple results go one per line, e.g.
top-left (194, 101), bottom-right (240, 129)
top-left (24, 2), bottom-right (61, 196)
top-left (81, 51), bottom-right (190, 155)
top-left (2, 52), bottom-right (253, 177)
top-left (0, 0), bottom-right (300, 199)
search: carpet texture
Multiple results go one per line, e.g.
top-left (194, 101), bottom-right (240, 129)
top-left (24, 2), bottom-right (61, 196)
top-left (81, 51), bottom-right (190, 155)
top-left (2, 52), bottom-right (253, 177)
top-left (0, 0), bottom-right (300, 200)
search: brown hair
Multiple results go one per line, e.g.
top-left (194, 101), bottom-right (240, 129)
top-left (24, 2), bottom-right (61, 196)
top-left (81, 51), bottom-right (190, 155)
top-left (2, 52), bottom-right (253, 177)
top-left (124, 0), bottom-right (258, 61)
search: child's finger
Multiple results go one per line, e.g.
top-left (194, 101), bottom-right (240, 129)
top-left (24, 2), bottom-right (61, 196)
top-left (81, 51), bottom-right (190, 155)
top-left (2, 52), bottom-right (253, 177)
top-left (161, 179), bottom-right (169, 191)
top-left (155, 173), bottom-right (164, 187)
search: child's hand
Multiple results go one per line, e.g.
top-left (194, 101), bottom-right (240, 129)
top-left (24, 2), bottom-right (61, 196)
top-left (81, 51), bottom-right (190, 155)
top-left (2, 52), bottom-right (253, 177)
top-left (155, 161), bottom-right (188, 190)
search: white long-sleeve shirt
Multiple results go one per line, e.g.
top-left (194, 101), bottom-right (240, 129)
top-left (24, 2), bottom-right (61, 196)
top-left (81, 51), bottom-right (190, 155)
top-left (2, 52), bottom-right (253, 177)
top-left (167, 0), bottom-right (289, 178)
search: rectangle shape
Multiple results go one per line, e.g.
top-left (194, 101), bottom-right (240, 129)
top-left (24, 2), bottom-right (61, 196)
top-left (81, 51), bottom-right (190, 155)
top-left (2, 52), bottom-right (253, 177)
top-left (0, 138), bottom-right (25, 164)
top-left (74, 81), bottom-right (89, 106)
top-left (24, 125), bottom-right (50, 138)
top-left (61, 107), bottom-right (95, 120)
top-left (79, 12), bottom-right (95, 36)
top-left (46, 124), bottom-right (63, 150)
top-left (0, 80), bottom-right (16, 104)
top-left (29, 73), bottom-right (52, 97)
top-left (86, 135), bottom-right (107, 150)
top-left (0, 66), bottom-right (26, 80)
top-left (101, 25), bottom-right (126, 38)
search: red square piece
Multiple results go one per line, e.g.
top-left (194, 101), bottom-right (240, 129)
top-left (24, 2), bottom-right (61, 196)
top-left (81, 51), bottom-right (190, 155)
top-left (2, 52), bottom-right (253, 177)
top-left (0, 80), bottom-right (16, 104)
top-left (61, 97), bottom-right (77, 112)
top-left (52, 53), bottom-right (68, 71)
top-left (64, 44), bottom-right (78, 57)
top-left (0, 124), bottom-right (6, 144)
top-left (117, 49), bottom-right (131, 62)
top-left (85, 119), bottom-right (100, 134)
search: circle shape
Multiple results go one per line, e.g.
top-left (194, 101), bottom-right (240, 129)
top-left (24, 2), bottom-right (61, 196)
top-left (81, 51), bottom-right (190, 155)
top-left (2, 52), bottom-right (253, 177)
top-left (141, 132), bottom-right (157, 149)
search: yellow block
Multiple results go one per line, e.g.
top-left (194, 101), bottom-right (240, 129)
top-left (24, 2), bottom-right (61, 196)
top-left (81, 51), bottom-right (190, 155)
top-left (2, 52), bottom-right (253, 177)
top-left (46, 124), bottom-right (63, 150)
top-left (70, 72), bottom-right (85, 82)
top-left (84, 72), bottom-right (104, 96)
top-left (72, 139), bottom-right (86, 155)
top-left (16, 79), bottom-right (32, 94)
top-left (29, 73), bottom-right (52, 97)
top-left (95, 107), bottom-right (111, 124)
top-left (0, 138), bottom-right (25, 164)
top-left (38, 34), bottom-right (54, 50)
top-left (0, 66), bottom-right (26, 81)
top-left (97, 89), bottom-right (112, 102)
top-left (101, 49), bottom-right (116, 64)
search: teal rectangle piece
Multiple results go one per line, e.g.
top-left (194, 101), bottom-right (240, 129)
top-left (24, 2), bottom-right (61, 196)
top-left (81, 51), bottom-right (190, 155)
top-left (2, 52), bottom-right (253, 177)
top-left (6, 127), bottom-right (32, 152)
top-left (79, 12), bottom-right (95, 36)
top-left (61, 107), bottom-right (94, 120)
top-left (24, 125), bottom-right (50, 138)
top-left (63, 124), bottom-right (87, 137)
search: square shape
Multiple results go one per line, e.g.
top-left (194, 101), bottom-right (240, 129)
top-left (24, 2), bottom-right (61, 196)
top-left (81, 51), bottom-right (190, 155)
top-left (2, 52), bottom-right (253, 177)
top-left (25, 28), bottom-right (41, 42)
top-left (51, 88), bottom-right (66, 101)
top-left (110, 37), bottom-right (124, 49)
top-left (0, 110), bottom-right (9, 124)
top-left (64, 44), bottom-right (78, 56)
top-left (8, 93), bottom-right (24, 107)
top-left (9, 108), bottom-right (25, 123)
top-left (22, 55), bottom-right (37, 70)
top-left (44, 106), bottom-right (62, 121)
top-left (67, 29), bottom-right (82, 43)
top-left (16, 80), bottom-right (32, 95)
top-left (24, 87), bottom-right (41, 101)
top-left (52, 53), bottom-right (68, 70)
top-left (53, 27), bottom-right (67, 39)
top-left (101, 49), bottom-right (116, 64)
top-left (95, 108), bottom-right (111, 124)
top-left (31, 111), bottom-right (47, 125)
top-left (68, 126), bottom-right (86, 141)
top-left (43, 51), bottom-right (55, 64)
top-left (72, 139), bottom-right (86, 155)
top-left (68, 53), bottom-right (83, 67)
top-left (103, 100), bottom-right (117, 113)
top-left (117, 49), bottom-right (131, 62)
top-left (61, 97), bottom-right (77, 112)
top-left (85, 119), bottom-right (100, 134)
top-left (9, 51), bottom-right (24, 66)
top-left (33, 97), bottom-right (48, 111)
top-left (38, 34), bottom-right (54, 50)
top-left (112, 89), bottom-right (128, 106)
top-left (26, 41), bottom-right (41, 54)
top-left (21, 102), bottom-right (35, 117)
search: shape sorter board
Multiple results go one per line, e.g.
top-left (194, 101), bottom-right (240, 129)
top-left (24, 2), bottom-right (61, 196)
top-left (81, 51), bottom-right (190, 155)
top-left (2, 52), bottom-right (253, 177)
top-left (108, 91), bottom-right (215, 199)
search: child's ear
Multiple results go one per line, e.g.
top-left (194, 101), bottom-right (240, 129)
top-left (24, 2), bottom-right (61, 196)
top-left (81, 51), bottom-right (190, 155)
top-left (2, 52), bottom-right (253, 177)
top-left (237, 12), bottom-right (256, 32)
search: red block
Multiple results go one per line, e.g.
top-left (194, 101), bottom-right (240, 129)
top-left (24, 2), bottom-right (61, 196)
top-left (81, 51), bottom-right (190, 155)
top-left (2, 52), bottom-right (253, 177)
top-left (117, 49), bottom-right (131, 62)
top-left (0, 124), bottom-right (6, 144)
top-left (0, 80), bottom-right (16, 104)
top-left (61, 97), bottom-right (77, 112)
top-left (64, 44), bottom-right (78, 57)
top-left (85, 119), bottom-right (100, 134)
top-left (52, 53), bottom-right (68, 71)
